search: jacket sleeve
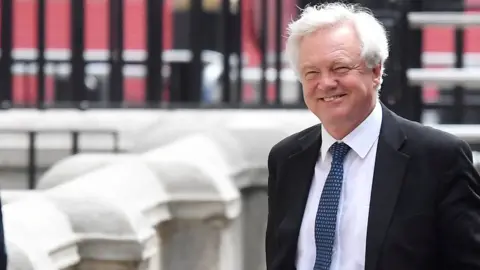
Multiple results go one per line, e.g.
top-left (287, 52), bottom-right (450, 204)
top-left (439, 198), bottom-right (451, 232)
top-left (437, 139), bottom-right (480, 269)
top-left (265, 146), bottom-right (278, 270)
top-left (0, 197), bottom-right (6, 270)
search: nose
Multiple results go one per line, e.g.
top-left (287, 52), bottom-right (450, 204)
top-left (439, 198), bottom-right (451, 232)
top-left (318, 73), bottom-right (338, 90)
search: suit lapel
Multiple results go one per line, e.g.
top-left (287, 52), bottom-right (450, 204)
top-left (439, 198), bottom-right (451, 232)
top-left (365, 105), bottom-right (410, 270)
top-left (278, 124), bottom-right (321, 268)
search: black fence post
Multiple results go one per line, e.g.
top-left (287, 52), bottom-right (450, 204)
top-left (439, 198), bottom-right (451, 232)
top-left (274, 0), bottom-right (283, 105)
top-left (71, 131), bottom-right (79, 154)
top-left (109, 0), bottom-right (125, 107)
top-left (259, 0), bottom-right (268, 104)
top-left (27, 131), bottom-right (37, 189)
top-left (145, 0), bottom-right (163, 107)
top-left (37, 0), bottom-right (46, 109)
top-left (452, 4), bottom-right (465, 123)
top-left (0, 0), bottom-right (13, 109)
top-left (368, 7), bottom-right (409, 120)
top-left (429, 0), bottom-right (467, 124)
top-left (401, 0), bottom-right (423, 122)
top-left (221, 0), bottom-right (232, 104)
top-left (188, 0), bottom-right (203, 103)
top-left (71, 0), bottom-right (87, 108)
top-left (112, 131), bottom-right (120, 152)
top-left (235, 0), bottom-right (243, 104)
top-left (296, 0), bottom-right (306, 105)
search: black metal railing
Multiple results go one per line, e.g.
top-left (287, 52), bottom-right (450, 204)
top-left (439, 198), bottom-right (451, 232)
top-left (0, 0), bottom-right (476, 122)
top-left (0, 128), bottom-right (119, 189)
top-left (423, 1), bottom-right (480, 124)
top-left (0, 0), bottom-right (294, 108)
top-left (0, 0), bottom-right (166, 109)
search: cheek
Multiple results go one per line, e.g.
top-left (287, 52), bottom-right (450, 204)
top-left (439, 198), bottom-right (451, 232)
top-left (339, 76), bottom-right (372, 96)
top-left (303, 82), bottom-right (318, 98)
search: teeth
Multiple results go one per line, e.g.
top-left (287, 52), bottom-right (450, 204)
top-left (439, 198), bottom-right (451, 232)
top-left (323, 95), bottom-right (343, 102)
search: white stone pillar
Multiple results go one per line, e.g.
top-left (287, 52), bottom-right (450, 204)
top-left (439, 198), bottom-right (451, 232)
top-left (141, 133), bottom-right (242, 270)
top-left (3, 197), bottom-right (80, 270)
top-left (45, 159), bottom-right (170, 270)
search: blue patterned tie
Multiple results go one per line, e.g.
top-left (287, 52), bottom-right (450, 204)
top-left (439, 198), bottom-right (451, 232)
top-left (314, 142), bottom-right (351, 270)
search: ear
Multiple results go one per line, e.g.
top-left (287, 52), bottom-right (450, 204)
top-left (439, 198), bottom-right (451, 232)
top-left (372, 63), bottom-right (382, 85)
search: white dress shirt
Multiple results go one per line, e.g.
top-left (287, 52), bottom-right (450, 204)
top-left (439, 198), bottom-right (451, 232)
top-left (296, 100), bottom-right (383, 270)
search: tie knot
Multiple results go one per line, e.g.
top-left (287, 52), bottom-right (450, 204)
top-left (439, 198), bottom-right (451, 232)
top-left (329, 142), bottom-right (350, 162)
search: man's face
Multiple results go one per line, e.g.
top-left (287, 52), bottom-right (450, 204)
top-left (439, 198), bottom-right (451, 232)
top-left (298, 23), bottom-right (380, 131)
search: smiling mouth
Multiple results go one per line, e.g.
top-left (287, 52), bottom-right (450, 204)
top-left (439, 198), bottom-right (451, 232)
top-left (321, 94), bottom-right (346, 102)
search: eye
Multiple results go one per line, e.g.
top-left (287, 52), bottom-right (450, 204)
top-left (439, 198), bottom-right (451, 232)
top-left (334, 67), bottom-right (350, 73)
top-left (304, 71), bottom-right (319, 79)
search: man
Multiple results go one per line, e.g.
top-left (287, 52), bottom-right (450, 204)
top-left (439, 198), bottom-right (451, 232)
top-left (265, 2), bottom-right (480, 270)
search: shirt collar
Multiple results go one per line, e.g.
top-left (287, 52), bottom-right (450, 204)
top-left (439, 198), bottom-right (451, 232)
top-left (320, 100), bottom-right (383, 161)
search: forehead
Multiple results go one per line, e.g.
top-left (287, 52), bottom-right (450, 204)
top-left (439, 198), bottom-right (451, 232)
top-left (298, 23), bottom-right (361, 66)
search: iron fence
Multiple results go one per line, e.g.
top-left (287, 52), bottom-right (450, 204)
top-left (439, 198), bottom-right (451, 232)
top-left (406, 1), bottom-right (480, 124)
top-left (0, 0), bottom-right (478, 122)
top-left (0, 128), bottom-right (120, 189)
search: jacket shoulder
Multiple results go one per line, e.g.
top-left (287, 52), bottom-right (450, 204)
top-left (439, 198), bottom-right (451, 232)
top-left (269, 124), bottom-right (320, 162)
top-left (394, 115), bottom-right (471, 163)
top-left (397, 116), bottom-right (466, 148)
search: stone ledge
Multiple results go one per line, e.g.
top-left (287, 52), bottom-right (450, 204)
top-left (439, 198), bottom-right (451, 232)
top-left (37, 153), bottom-right (137, 189)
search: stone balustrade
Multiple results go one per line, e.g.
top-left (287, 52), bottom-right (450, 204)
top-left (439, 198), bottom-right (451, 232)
top-left (2, 109), bottom-right (480, 270)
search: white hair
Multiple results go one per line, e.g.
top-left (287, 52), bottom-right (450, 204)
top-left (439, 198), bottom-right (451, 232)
top-left (285, 2), bottom-right (390, 91)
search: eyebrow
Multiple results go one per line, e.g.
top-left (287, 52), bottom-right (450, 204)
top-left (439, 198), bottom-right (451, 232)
top-left (300, 64), bottom-right (317, 71)
top-left (332, 58), bottom-right (353, 65)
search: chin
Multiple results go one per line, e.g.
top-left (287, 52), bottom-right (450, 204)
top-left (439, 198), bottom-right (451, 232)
top-left (318, 108), bottom-right (351, 124)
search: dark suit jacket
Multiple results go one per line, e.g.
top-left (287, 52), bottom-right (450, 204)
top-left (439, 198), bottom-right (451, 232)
top-left (0, 197), bottom-right (5, 270)
top-left (266, 104), bottom-right (480, 270)
top-left (0, 197), bottom-right (6, 270)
